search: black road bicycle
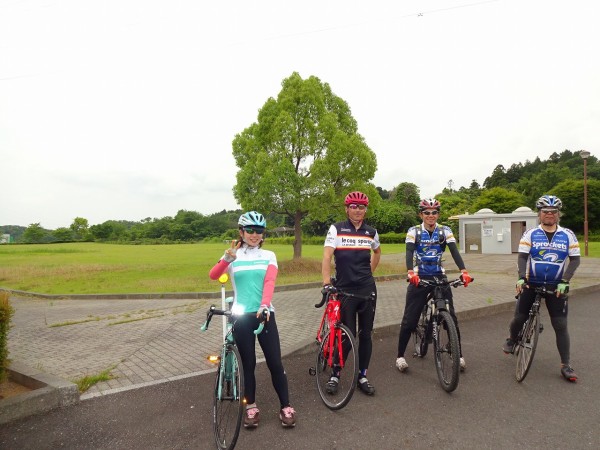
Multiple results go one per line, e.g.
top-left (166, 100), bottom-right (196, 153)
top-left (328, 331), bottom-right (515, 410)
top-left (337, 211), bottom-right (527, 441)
top-left (512, 285), bottom-right (562, 382)
top-left (412, 276), bottom-right (470, 393)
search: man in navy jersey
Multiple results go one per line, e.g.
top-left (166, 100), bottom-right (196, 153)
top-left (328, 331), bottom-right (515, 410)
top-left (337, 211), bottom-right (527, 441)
top-left (322, 191), bottom-right (381, 395)
top-left (395, 198), bottom-right (472, 373)
top-left (502, 195), bottom-right (581, 382)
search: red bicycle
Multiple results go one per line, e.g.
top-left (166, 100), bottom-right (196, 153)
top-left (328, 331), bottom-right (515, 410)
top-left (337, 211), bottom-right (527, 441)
top-left (309, 286), bottom-right (360, 410)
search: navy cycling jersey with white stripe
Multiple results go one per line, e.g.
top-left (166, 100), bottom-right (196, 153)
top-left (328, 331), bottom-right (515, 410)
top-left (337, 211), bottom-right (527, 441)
top-left (518, 225), bottom-right (580, 284)
top-left (324, 220), bottom-right (380, 288)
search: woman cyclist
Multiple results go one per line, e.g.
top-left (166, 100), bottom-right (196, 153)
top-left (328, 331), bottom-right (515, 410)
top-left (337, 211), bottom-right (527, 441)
top-left (209, 211), bottom-right (296, 428)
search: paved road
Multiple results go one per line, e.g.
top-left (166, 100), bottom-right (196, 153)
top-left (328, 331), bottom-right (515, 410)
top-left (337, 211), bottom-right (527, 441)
top-left (1, 290), bottom-right (599, 450)
top-left (6, 254), bottom-right (598, 398)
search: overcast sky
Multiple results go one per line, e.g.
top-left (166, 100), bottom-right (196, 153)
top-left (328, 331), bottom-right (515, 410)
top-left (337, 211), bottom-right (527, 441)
top-left (1, 0), bottom-right (598, 229)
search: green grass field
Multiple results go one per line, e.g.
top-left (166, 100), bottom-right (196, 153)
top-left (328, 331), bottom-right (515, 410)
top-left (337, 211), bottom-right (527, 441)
top-left (0, 242), bottom-right (405, 295)
top-left (1, 241), bottom-right (597, 295)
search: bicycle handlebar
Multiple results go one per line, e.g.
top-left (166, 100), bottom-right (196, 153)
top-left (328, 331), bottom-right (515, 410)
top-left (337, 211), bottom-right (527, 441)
top-left (514, 284), bottom-right (559, 300)
top-left (315, 286), bottom-right (376, 308)
top-left (200, 304), bottom-right (267, 335)
top-left (417, 277), bottom-right (473, 288)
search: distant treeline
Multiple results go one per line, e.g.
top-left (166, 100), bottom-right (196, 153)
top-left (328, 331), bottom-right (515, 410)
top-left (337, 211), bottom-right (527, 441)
top-left (2, 150), bottom-right (598, 244)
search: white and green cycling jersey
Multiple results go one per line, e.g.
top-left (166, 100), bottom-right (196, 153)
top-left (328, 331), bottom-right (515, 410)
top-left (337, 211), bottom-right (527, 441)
top-left (226, 246), bottom-right (277, 314)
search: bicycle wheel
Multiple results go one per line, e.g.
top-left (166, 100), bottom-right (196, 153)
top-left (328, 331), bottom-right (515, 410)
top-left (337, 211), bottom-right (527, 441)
top-left (413, 310), bottom-right (429, 357)
top-left (315, 323), bottom-right (358, 410)
top-left (515, 312), bottom-right (540, 382)
top-left (433, 310), bottom-right (460, 392)
top-left (213, 344), bottom-right (244, 450)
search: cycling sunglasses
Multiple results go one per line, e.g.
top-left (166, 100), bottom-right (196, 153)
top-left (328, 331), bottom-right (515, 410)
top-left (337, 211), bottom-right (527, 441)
top-left (348, 204), bottom-right (367, 211)
top-left (243, 227), bottom-right (265, 234)
top-left (422, 210), bottom-right (439, 216)
top-left (540, 209), bottom-right (559, 215)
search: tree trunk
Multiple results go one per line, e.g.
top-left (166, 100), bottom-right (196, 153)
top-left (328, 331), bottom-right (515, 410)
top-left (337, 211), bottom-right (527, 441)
top-left (293, 210), bottom-right (303, 259)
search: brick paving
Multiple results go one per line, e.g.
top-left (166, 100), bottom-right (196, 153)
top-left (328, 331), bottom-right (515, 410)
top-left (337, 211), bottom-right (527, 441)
top-left (6, 254), bottom-right (598, 399)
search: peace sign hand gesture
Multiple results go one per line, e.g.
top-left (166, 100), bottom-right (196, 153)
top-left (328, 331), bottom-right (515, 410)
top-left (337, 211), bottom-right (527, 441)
top-left (223, 239), bottom-right (241, 263)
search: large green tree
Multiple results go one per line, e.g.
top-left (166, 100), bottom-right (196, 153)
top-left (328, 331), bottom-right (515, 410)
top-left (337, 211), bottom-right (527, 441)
top-left (471, 187), bottom-right (525, 213)
top-left (232, 72), bottom-right (378, 258)
top-left (22, 223), bottom-right (47, 243)
top-left (552, 179), bottom-right (600, 233)
top-left (70, 217), bottom-right (90, 241)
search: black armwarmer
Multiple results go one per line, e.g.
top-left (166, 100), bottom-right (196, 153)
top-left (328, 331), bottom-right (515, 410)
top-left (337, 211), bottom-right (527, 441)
top-left (406, 242), bottom-right (415, 271)
top-left (517, 252), bottom-right (528, 279)
top-left (563, 255), bottom-right (581, 281)
top-left (448, 242), bottom-right (466, 271)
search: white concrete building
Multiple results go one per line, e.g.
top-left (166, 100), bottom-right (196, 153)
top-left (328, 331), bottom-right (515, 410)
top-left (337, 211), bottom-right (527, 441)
top-left (452, 207), bottom-right (538, 254)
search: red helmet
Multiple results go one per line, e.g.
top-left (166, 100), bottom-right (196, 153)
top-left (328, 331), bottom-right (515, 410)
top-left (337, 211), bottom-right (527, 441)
top-left (419, 198), bottom-right (441, 211)
top-left (344, 191), bottom-right (369, 206)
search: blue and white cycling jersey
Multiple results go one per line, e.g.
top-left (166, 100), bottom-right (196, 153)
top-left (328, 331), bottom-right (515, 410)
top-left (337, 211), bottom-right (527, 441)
top-left (226, 246), bottom-right (277, 314)
top-left (406, 224), bottom-right (456, 276)
top-left (518, 225), bottom-right (580, 284)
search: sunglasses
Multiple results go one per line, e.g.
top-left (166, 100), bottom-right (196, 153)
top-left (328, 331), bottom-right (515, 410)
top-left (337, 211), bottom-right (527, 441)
top-left (540, 209), bottom-right (558, 215)
top-left (422, 210), bottom-right (439, 216)
top-left (243, 227), bottom-right (265, 234)
top-left (348, 204), bottom-right (367, 211)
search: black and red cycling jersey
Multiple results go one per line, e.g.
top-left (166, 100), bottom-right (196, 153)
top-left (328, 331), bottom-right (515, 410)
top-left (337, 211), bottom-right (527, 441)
top-left (324, 220), bottom-right (380, 289)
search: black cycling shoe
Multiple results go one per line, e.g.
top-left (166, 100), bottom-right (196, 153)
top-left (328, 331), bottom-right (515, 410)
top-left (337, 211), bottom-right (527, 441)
top-left (357, 377), bottom-right (375, 395)
top-left (561, 365), bottom-right (578, 382)
top-left (502, 338), bottom-right (516, 354)
top-left (326, 376), bottom-right (339, 394)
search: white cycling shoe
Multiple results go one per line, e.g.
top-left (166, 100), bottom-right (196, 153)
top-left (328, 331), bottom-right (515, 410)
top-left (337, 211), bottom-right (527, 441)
top-left (395, 357), bottom-right (408, 372)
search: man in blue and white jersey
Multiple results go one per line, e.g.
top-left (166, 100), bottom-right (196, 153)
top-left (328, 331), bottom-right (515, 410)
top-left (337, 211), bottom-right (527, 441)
top-left (502, 195), bottom-right (581, 382)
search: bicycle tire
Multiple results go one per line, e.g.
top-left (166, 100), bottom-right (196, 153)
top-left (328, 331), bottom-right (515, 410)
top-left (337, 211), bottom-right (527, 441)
top-left (213, 344), bottom-right (244, 450)
top-left (515, 311), bottom-right (540, 382)
top-left (433, 310), bottom-right (460, 392)
top-left (315, 323), bottom-right (358, 410)
top-left (413, 309), bottom-right (429, 357)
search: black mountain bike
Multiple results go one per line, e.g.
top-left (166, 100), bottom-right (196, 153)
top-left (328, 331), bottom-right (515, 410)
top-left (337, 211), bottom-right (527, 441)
top-left (513, 285), bottom-right (559, 382)
top-left (412, 276), bottom-right (470, 392)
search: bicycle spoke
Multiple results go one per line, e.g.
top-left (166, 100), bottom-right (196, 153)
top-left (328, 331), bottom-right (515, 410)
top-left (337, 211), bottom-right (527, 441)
top-left (433, 311), bottom-right (460, 392)
top-left (515, 312), bottom-right (540, 382)
top-left (213, 345), bottom-right (244, 450)
top-left (315, 325), bottom-right (359, 410)
top-left (413, 312), bottom-right (429, 358)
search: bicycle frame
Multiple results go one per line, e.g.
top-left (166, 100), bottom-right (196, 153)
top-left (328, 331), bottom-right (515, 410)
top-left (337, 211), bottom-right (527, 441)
top-left (201, 275), bottom-right (267, 450)
top-left (315, 291), bottom-right (345, 368)
top-left (412, 276), bottom-right (466, 393)
top-left (514, 284), bottom-right (557, 382)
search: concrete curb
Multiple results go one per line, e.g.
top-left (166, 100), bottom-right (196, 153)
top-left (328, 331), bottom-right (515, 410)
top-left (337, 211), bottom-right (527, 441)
top-left (0, 274), bottom-right (404, 300)
top-left (0, 361), bottom-right (79, 425)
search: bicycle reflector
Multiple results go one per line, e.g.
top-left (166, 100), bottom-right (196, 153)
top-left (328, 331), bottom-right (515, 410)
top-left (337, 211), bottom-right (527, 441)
top-left (218, 273), bottom-right (229, 284)
top-left (207, 355), bottom-right (221, 364)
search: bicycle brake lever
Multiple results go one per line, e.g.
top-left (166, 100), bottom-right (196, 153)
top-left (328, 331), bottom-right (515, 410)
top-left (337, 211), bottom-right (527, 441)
top-left (253, 309), bottom-right (268, 334)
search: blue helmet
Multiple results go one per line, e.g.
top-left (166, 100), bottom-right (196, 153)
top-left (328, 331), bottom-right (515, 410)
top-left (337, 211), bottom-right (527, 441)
top-left (238, 211), bottom-right (267, 228)
top-left (535, 195), bottom-right (562, 210)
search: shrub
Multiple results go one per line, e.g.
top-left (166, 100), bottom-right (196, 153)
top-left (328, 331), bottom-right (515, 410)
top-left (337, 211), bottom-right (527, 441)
top-left (0, 291), bottom-right (14, 382)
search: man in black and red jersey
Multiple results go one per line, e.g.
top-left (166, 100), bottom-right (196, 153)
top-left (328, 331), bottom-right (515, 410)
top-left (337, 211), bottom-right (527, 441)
top-left (321, 191), bottom-right (381, 395)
